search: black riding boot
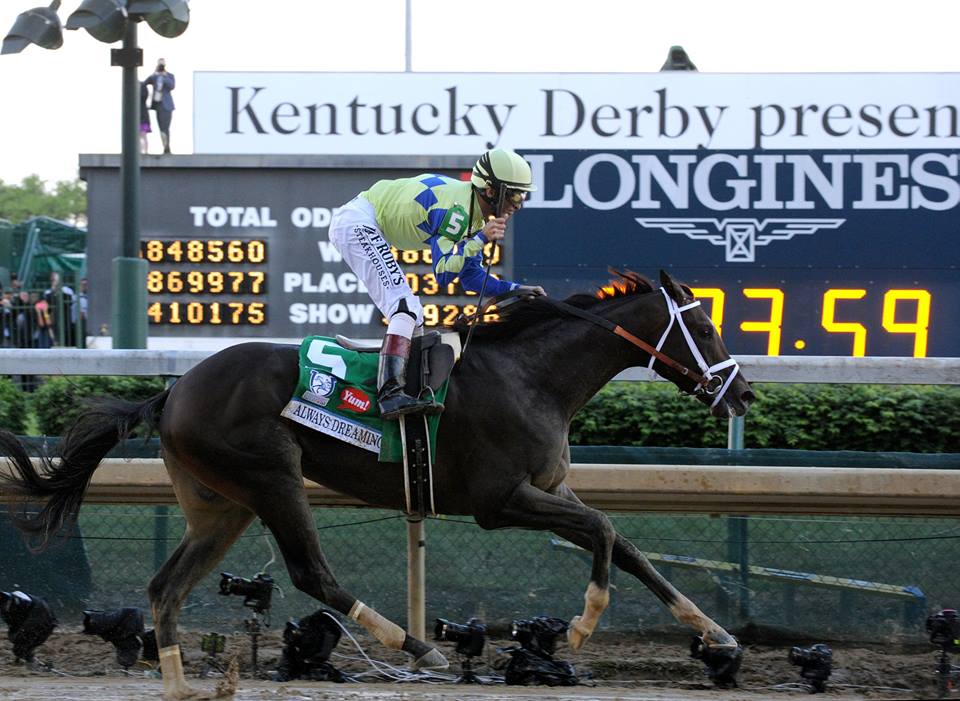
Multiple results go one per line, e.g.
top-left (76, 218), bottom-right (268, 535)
top-left (377, 335), bottom-right (443, 419)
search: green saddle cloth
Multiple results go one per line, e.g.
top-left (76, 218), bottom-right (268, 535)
top-left (280, 336), bottom-right (448, 463)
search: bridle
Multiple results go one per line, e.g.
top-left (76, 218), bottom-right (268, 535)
top-left (486, 287), bottom-right (741, 408)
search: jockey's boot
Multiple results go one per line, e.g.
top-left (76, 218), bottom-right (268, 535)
top-left (377, 334), bottom-right (443, 419)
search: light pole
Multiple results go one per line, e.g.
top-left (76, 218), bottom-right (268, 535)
top-left (2, 0), bottom-right (189, 349)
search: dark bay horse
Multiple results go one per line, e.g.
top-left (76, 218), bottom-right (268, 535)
top-left (0, 270), bottom-right (753, 699)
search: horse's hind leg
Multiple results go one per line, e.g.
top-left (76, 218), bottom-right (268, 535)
top-left (551, 483), bottom-right (736, 648)
top-left (252, 485), bottom-right (447, 670)
top-left (148, 456), bottom-right (254, 700)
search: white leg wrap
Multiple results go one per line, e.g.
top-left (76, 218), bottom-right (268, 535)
top-left (159, 645), bottom-right (188, 697)
top-left (350, 600), bottom-right (406, 650)
top-left (568, 582), bottom-right (609, 651)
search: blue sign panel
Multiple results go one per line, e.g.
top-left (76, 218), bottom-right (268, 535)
top-left (514, 150), bottom-right (959, 357)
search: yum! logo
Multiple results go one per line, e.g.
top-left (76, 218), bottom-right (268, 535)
top-left (338, 387), bottom-right (372, 413)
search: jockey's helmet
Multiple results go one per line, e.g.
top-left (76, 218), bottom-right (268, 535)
top-left (471, 149), bottom-right (538, 193)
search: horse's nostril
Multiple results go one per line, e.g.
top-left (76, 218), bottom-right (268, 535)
top-left (741, 390), bottom-right (756, 404)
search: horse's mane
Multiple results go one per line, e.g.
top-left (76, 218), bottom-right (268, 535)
top-left (453, 269), bottom-right (654, 341)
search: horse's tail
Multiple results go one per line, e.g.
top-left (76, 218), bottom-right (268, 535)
top-left (0, 389), bottom-right (170, 550)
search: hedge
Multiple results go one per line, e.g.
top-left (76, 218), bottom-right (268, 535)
top-left (0, 377), bottom-right (28, 434)
top-left (569, 382), bottom-right (960, 453)
top-left (5, 377), bottom-right (960, 453)
top-left (30, 376), bottom-right (166, 437)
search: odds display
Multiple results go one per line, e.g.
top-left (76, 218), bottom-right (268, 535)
top-left (140, 238), bottom-right (268, 326)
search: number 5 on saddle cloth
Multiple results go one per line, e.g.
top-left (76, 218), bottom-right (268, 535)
top-left (281, 332), bottom-right (458, 517)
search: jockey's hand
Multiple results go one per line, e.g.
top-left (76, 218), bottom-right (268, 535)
top-left (483, 216), bottom-right (507, 242)
top-left (517, 285), bottom-right (546, 297)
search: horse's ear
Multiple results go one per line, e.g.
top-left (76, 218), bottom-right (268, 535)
top-left (659, 270), bottom-right (693, 303)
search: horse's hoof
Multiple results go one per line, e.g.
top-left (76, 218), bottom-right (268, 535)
top-left (690, 635), bottom-right (743, 688)
top-left (566, 615), bottom-right (591, 651)
top-left (703, 628), bottom-right (738, 649)
top-left (412, 647), bottom-right (448, 671)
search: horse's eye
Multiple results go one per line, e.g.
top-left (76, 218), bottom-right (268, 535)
top-left (699, 326), bottom-right (713, 339)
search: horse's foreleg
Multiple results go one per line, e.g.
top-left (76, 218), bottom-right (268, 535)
top-left (148, 463), bottom-right (255, 700)
top-left (476, 481), bottom-right (615, 651)
top-left (551, 484), bottom-right (736, 648)
top-left (253, 484), bottom-right (447, 671)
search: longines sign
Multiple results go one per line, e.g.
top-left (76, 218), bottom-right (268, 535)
top-left (193, 72), bottom-right (960, 154)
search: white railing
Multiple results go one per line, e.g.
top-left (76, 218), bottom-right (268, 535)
top-left (0, 348), bottom-right (958, 384)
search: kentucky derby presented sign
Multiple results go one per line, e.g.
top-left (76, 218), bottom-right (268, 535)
top-left (193, 72), bottom-right (959, 155)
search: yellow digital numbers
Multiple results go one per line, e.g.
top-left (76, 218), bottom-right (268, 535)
top-left (143, 239), bottom-right (269, 326)
top-left (688, 284), bottom-right (934, 357)
top-left (147, 301), bottom-right (266, 325)
top-left (821, 289), bottom-right (868, 356)
top-left (147, 270), bottom-right (266, 295)
top-left (141, 239), bottom-right (267, 264)
top-left (882, 290), bottom-right (931, 358)
top-left (690, 288), bottom-right (726, 336)
top-left (740, 288), bottom-right (785, 356)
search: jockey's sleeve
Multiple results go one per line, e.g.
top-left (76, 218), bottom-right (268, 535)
top-left (430, 232), bottom-right (517, 296)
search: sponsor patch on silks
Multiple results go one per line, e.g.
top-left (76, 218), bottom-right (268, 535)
top-left (281, 336), bottom-right (448, 463)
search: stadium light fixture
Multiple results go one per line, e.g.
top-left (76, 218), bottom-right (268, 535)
top-left (660, 45), bottom-right (698, 72)
top-left (1, 1), bottom-right (63, 54)
top-left (127, 0), bottom-right (188, 37)
top-left (65, 0), bottom-right (127, 44)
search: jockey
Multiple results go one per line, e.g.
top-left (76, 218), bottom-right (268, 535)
top-left (329, 148), bottom-right (546, 420)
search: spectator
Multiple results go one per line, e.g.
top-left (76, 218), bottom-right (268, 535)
top-left (145, 57), bottom-right (175, 154)
top-left (13, 290), bottom-right (36, 390)
top-left (74, 277), bottom-right (88, 348)
top-left (0, 289), bottom-right (13, 348)
top-left (33, 296), bottom-right (54, 349)
top-left (13, 290), bottom-right (34, 349)
top-left (43, 271), bottom-right (75, 346)
top-left (139, 82), bottom-right (152, 154)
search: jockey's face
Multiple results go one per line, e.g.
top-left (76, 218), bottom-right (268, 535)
top-left (484, 186), bottom-right (527, 218)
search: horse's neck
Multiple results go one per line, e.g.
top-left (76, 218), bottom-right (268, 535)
top-left (495, 311), bottom-right (643, 418)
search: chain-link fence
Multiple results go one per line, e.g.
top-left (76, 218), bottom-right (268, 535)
top-left (3, 504), bottom-right (955, 644)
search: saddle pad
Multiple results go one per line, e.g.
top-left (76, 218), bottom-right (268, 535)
top-left (281, 336), bottom-right (447, 463)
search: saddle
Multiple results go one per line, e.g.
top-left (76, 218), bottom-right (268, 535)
top-left (336, 331), bottom-right (461, 402)
top-left (333, 331), bottom-right (461, 518)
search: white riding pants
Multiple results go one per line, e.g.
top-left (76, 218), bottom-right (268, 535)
top-left (328, 196), bottom-right (424, 326)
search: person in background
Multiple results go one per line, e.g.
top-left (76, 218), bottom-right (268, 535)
top-left (329, 148), bottom-right (545, 419)
top-left (74, 277), bottom-right (88, 348)
top-left (33, 295), bottom-right (54, 349)
top-left (139, 81), bottom-right (152, 154)
top-left (0, 288), bottom-right (13, 348)
top-left (145, 57), bottom-right (175, 154)
top-left (43, 271), bottom-right (75, 347)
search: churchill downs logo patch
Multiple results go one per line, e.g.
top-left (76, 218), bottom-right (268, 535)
top-left (303, 369), bottom-right (337, 406)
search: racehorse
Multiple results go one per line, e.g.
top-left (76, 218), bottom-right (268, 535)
top-left (0, 270), bottom-right (753, 699)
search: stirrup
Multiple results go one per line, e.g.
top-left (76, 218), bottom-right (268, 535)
top-left (378, 391), bottom-right (435, 420)
top-left (417, 386), bottom-right (445, 416)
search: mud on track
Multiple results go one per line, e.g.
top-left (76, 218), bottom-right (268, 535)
top-left (0, 630), bottom-right (940, 700)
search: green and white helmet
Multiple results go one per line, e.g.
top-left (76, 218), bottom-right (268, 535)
top-left (470, 148), bottom-right (538, 193)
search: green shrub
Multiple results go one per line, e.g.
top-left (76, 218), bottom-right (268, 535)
top-left (0, 376), bottom-right (27, 434)
top-left (30, 376), bottom-right (166, 436)
top-left (570, 383), bottom-right (960, 453)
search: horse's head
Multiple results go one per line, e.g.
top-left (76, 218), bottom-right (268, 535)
top-left (652, 270), bottom-right (754, 417)
top-left (600, 269), bottom-right (754, 418)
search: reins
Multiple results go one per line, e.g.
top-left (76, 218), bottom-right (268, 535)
top-left (465, 287), bottom-right (741, 408)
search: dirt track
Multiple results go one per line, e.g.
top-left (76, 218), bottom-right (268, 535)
top-left (0, 630), bottom-right (941, 700)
